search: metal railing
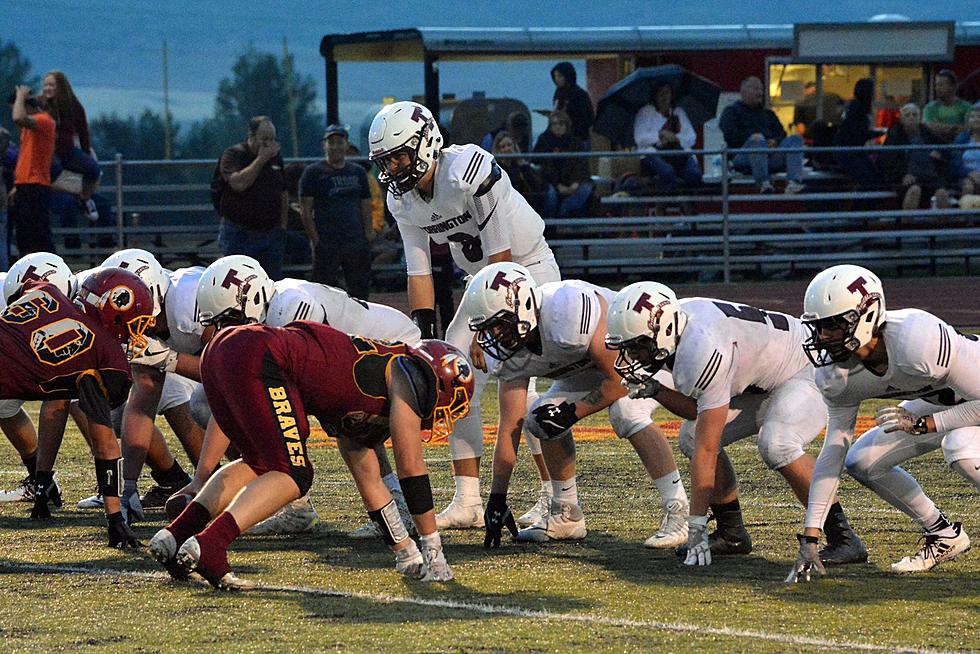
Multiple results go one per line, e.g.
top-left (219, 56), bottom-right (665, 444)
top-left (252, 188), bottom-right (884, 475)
top-left (57, 141), bottom-right (980, 283)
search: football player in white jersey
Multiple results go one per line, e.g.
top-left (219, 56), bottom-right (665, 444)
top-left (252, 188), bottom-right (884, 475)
top-left (370, 101), bottom-right (561, 530)
top-left (787, 265), bottom-right (979, 582)
top-left (466, 263), bottom-right (688, 546)
top-left (180, 255), bottom-right (423, 537)
top-left (606, 281), bottom-right (866, 568)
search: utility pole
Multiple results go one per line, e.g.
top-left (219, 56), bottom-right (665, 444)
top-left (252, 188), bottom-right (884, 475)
top-left (283, 37), bottom-right (300, 158)
top-left (162, 40), bottom-right (173, 159)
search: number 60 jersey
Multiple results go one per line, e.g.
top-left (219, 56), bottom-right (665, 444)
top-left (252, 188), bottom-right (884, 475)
top-left (0, 282), bottom-right (130, 401)
top-left (669, 298), bottom-right (812, 411)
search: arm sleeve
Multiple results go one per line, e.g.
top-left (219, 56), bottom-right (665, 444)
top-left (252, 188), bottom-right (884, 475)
top-left (766, 110), bottom-right (787, 141)
top-left (76, 370), bottom-right (131, 427)
top-left (805, 402), bottom-right (859, 530)
top-left (718, 106), bottom-right (741, 148)
top-left (398, 218), bottom-right (433, 276)
top-left (922, 102), bottom-right (939, 124)
top-left (675, 107), bottom-right (697, 150)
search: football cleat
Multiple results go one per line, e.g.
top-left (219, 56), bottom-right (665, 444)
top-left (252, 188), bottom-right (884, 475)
top-left (516, 488), bottom-right (553, 528)
top-left (149, 528), bottom-right (190, 580)
top-left (164, 492), bottom-right (193, 522)
top-left (644, 499), bottom-right (689, 549)
top-left (891, 523), bottom-right (971, 574)
top-left (819, 529), bottom-right (869, 566)
top-left (175, 536), bottom-right (256, 591)
top-left (708, 526), bottom-right (753, 555)
top-left (350, 489), bottom-right (417, 540)
top-left (0, 476), bottom-right (34, 502)
top-left (142, 484), bottom-right (184, 509)
top-left (77, 493), bottom-right (104, 509)
top-left (516, 500), bottom-right (587, 542)
top-left (248, 495), bottom-right (319, 535)
top-left (435, 499), bottom-right (485, 530)
top-left (419, 533), bottom-right (454, 582)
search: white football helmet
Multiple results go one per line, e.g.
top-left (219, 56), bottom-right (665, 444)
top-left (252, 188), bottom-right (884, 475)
top-left (101, 249), bottom-right (172, 317)
top-left (801, 264), bottom-right (886, 367)
top-left (196, 255), bottom-right (275, 328)
top-left (368, 101), bottom-right (443, 196)
top-left (4, 252), bottom-right (76, 303)
top-left (465, 262), bottom-right (540, 361)
top-left (605, 281), bottom-right (686, 382)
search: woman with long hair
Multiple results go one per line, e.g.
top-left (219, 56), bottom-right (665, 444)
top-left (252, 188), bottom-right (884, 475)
top-left (633, 81), bottom-right (702, 193)
top-left (41, 70), bottom-right (100, 208)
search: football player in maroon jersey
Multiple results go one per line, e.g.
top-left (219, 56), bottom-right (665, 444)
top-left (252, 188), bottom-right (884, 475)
top-left (150, 320), bottom-right (473, 589)
top-left (0, 268), bottom-right (155, 547)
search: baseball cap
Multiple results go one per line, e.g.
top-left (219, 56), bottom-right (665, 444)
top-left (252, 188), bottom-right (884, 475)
top-left (323, 124), bottom-right (349, 139)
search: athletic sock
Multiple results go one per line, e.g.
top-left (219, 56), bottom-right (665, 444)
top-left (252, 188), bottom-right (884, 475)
top-left (167, 500), bottom-right (212, 547)
top-left (152, 460), bottom-right (191, 487)
top-left (552, 477), bottom-right (578, 506)
top-left (194, 511), bottom-right (241, 580)
top-left (383, 473), bottom-right (403, 495)
top-left (710, 498), bottom-right (745, 534)
top-left (923, 509), bottom-right (956, 538)
top-left (453, 475), bottom-right (480, 504)
top-left (540, 480), bottom-right (554, 497)
top-left (653, 469), bottom-right (687, 506)
top-left (21, 451), bottom-right (37, 481)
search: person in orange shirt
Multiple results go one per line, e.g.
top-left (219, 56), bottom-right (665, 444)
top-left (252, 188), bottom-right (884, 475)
top-left (9, 86), bottom-right (56, 255)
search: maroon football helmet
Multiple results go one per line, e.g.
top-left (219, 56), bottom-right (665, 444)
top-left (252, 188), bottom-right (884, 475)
top-left (408, 340), bottom-right (475, 440)
top-left (77, 268), bottom-right (156, 358)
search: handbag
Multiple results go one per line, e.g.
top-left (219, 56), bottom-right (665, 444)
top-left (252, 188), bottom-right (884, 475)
top-left (51, 169), bottom-right (83, 195)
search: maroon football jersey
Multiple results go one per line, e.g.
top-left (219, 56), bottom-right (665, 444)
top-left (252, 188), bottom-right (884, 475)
top-left (206, 321), bottom-right (414, 445)
top-left (0, 282), bottom-right (131, 400)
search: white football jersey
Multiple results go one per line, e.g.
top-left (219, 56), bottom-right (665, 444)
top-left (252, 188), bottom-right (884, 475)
top-left (163, 267), bottom-right (206, 356)
top-left (388, 143), bottom-right (552, 276)
top-left (669, 298), bottom-right (811, 412)
top-left (493, 280), bottom-right (611, 384)
top-left (266, 278), bottom-right (420, 344)
top-left (0, 272), bottom-right (6, 311)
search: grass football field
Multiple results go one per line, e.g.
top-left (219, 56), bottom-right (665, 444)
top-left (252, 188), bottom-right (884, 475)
top-left (0, 389), bottom-right (977, 654)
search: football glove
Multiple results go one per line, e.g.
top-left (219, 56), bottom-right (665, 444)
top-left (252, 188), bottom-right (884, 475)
top-left (531, 401), bottom-right (578, 439)
top-left (410, 309), bottom-right (438, 340)
top-left (30, 476), bottom-right (62, 521)
top-left (875, 406), bottom-right (928, 435)
top-left (484, 493), bottom-right (518, 549)
top-left (107, 512), bottom-right (143, 549)
top-left (624, 377), bottom-right (662, 400)
top-left (419, 532), bottom-right (454, 582)
top-left (785, 534), bottom-right (826, 583)
top-left (394, 540), bottom-right (425, 577)
top-left (683, 515), bottom-right (711, 567)
top-left (130, 337), bottom-right (179, 373)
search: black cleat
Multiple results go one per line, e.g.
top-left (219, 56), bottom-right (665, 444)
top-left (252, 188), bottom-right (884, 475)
top-left (708, 528), bottom-right (753, 555)
top-left (141, 484), bottom-right (182, 509)
top-left (820, 528), bottom-right (869, 566)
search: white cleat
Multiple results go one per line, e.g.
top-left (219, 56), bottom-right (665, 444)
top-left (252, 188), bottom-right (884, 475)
top-left (891, 522), bottom-right (971, 573)
top-left (517, 489), bottom-right (553, 528)
top-left (0, 476), bottom-right (33, 502)
top-left (248, 495), bottom-right (319, 535)
top-left (149, 529), bottom-right (177, 563)
top-left (76, 493), bottom-right (104, 509)
top-left (516, 501), bottom-right (587, 542)
top-left (644, 499), bottom-right (690, 549)
top-left (435, 499), bottom-right (484, 530)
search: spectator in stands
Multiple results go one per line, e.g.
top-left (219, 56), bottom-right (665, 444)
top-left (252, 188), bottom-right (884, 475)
top-left (880, 103), bottom-right (950, 210)
top-left (551, 62), bottom-right (594, 145)
top-left (9, 86), bottom-right (56, 255)
top-left (793, 81), bottom-right (844, 134)
top-left (834, 78), bottom-right (882, 190)
top-left (481, 111), bottom-right (531, 154)
top-left (633, 81), bottom-right (702, 193)
top-left (299, 124), bottom-right (373, 300)
top-left (492, 131), bottom-right (550, 215)
top-left (0, 127), bottom-right (10, 269)
top-left (533, 109), bottom-right (594, 218)
top-left (923, 70), bottom-right (972, 143)
top-left (951, 101), bottom-right (980, 195)
top-left (216, 116), bottom-right (287, 279)
top-left (41, 71), bottom-right (100, 219)
top-left (719, 76), bottom-right (805, 194)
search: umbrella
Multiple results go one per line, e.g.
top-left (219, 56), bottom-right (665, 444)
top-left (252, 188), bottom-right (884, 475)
top-left (593, 65), bottom-right (721, 148)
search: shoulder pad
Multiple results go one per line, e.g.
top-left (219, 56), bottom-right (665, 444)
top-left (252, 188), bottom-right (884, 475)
top-left (672, 326), bottom-right (727, 396)
top-left (448, 144), bottom-right (493, 194)
top-left (267, 287), bottom-right (324, 327)
top-left (474, 162), bottom-right (502, 197)
top-left (888, 310), bottom-right (954, 379)
top-left (541, 283), bottom-right (599, 349)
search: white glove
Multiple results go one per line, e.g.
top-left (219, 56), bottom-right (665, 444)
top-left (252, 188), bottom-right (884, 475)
top-left (785, 534), bottom-right (826, 583)
top-left (394, 540), bottom-right (424, 577)
top-left (131, 337), bottom-right (179, 373)
top-left (875, 406), bottom-right (927, 435)
top-left (419, 532), bottom-right (454, 582)
top-left (683, 515), bottom-right (711, 567)
top-left (624, 377), bottom-right (662, 400)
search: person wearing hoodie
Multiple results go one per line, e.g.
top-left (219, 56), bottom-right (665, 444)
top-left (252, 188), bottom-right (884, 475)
top-left (551, 62), bottom-right (594, 145)
top-left (834, 78), bottom-right (882, 190)
top-left (533, 110), bottom-right (594, 217)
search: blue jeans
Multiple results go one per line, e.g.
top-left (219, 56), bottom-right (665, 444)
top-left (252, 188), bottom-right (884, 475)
top-left (641, 154), bottom-right (702, 192)
top-left (545, 181), bottom-right (595, 218)
top-left (218, 221), bottom-right (286, 280)
top-left (732, 134), bottom-right (803, 184)
top-left (50, 147), bottom-right (101, 183)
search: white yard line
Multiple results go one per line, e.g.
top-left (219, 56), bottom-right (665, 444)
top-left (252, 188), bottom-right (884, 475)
top-left (0, 561), bottom-right (953, 654)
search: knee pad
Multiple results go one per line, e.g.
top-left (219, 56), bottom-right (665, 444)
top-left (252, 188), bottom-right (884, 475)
top-left (756, 424), bottom-right (806, 470)
top-left (608, 398), bottom-right (655, 440)
top-left (941, 426), bottom-right (980, 465)
top-left (190, 384), bottom-right (213, 430)
top-left (678, 420), bottom-right (696, 459)
top-left (844, 429), bottom-right (882, 482)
